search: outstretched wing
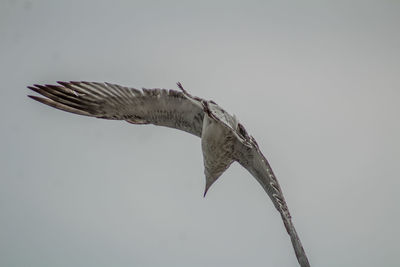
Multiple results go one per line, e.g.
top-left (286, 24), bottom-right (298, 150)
top-left (28, 81), bottom-right (205, 137)
top-left (235, 138), bottom-right (310, 267)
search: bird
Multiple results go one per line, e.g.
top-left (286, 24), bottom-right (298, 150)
top-left (28, 81), bottom-right (310, 267)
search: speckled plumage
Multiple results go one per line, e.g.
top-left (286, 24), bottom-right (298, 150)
top-left (28, 81), bottom-right (310, 267)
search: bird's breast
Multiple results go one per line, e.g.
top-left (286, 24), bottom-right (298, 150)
top-left (201, 115), bottom-right (236, 181)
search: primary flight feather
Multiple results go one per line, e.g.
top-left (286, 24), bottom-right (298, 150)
top-left (28, 81), bottom-right (310, 267)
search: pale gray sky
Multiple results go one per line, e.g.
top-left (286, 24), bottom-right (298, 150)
top-left (1, 0), bottom-right (399, 266)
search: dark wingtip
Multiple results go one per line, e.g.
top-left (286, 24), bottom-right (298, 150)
top-left (27, 95), bottom-right (44, 101)
top-left (57, 81), bottom-right (69, 86)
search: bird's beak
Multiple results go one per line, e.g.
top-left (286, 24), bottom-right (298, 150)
top-left (203, 178), bottom-right (216, 197)
top-left (203, 185), bottom-right (210, 197)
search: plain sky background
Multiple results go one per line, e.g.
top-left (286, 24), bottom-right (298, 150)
top-left (1, 0), bottom-right (399, 266)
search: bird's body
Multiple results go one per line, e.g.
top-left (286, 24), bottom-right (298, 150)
top-left (28, 81), bottom-right (310, 267)
top-left (201, 103), bottom-right (236, 195)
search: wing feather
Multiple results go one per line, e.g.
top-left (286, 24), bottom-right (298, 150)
top-left (28, 81), bottom-right (205, 137)
top-left (235, 139), bottom-right (310, 267)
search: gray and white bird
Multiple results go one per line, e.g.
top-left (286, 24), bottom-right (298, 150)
top-left (28, 81), bottom-right (310, 267)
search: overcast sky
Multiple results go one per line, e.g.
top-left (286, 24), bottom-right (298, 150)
top-left (1, 0), bottom-right (399, 266)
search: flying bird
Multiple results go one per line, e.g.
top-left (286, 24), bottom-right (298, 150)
top-left (28, 81), bottom-right (310, 267)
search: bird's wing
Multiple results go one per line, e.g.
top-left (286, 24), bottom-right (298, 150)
top-left (28, 81), bottom-right (205, 137)
top-left (235, 138), bottom-right (310, 267)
